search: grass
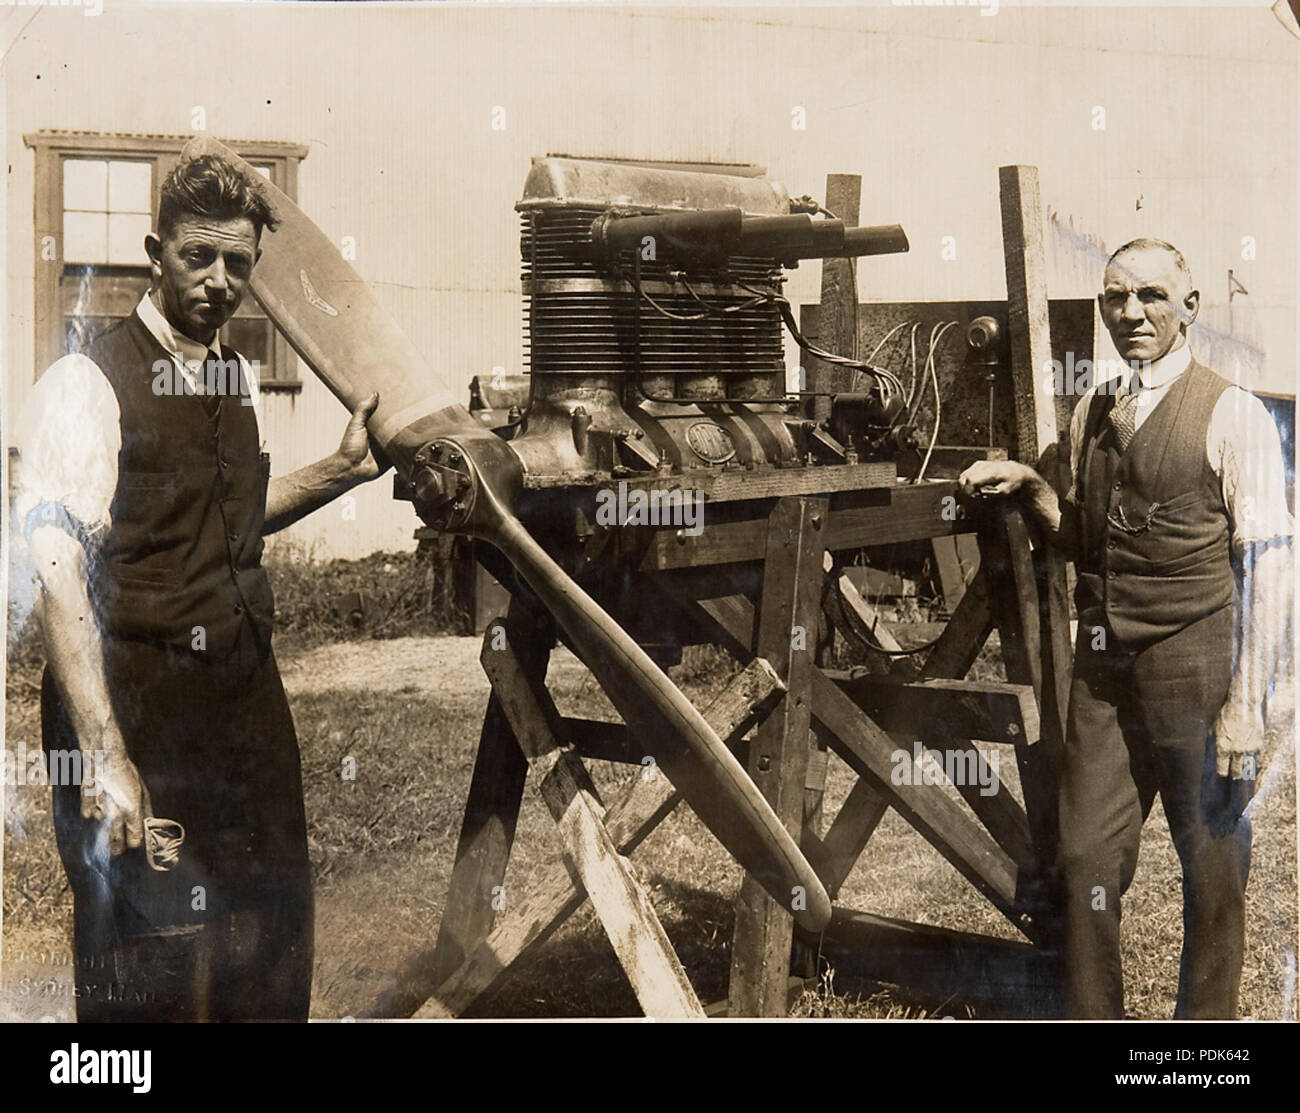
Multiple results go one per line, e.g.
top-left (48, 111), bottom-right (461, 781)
top-left (3, 556), bottom-right (1296, 1020)
top-left (260, 541), bottom-right (467, 643)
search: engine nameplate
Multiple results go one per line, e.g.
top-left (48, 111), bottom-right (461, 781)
top-left (686, 421), bottom-right (737, 464)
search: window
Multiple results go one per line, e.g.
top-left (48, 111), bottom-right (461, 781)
top-left (62, 159), bottom-right (153, 264)
top-left (26, 132), bottom-right (308, 389)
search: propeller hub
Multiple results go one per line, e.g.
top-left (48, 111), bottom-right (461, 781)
top-left (411, 441), bottom-right (476, 531)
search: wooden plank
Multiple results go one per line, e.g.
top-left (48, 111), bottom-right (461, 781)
top-left (425, 605), bottom-right (541, 994)
top-left (693, 595), bottom-right (1033, 938)
top-left (979, 509), bottom-right (1061, 869)
top-left (931, 536), bottom-right (967, 611)
top-left (820, 907), bottom-right (1061, 1017)
top-left (804, 776), bottom-right (890, 899)
top-left (844, 565), bottom-right (914, 599)
top-left (478, 619), bottom-right (568, 763)
top-left (705, 977), bottom-right (815, 1019)
top-left (671, 559), bottom-right (1031, 883)
top-left (955, 534), bottom-right (981, 584)
top-left (395, 658), bottom-right (784, 1019)
top-left (563, 715), bottom-right (757, 770)
top-left (910, 736), bottom-right (1037, 873)
top-left (1032, 521), bottom-right (1071, 864)
top-left (807, 173), bottom-right (862, 426)
top-left (730, 497), bottom-right (827, 1017)
top-left (483, 637), bottom-right (703, 1017)
top-left (522, 460), bottom-right (896, 497)
top-left (803, 746), bottom-right (830, 794)
top-left (1042, 555), bottom-right (1072, 743)
top-left (564, 718), bottom-right (640, 765)
top-left (640, 481), bottom-right (976, 571)
top-left (799, 743), bottom-right (831, 888)
top-left (796, 600), bottom-right (836, 985)
top-left (795, 744), bottom-right (831, 981)
top-left (989, 509), bottom-right (1043, 695)
top-left (538, 749), bottom-right (705, 1017)
top-left (998, 165), bottom-right (1059, 463)
top-left (825, 673), bottom-right (1039, 746)
top-left (809, 671), bottom-right (1030, 933)
top-left (828, 550), bottom-right (904, 653)
top-left (999, 164), bottom-right (1069, 880)
top-left (914, 564), bottom-right (995, 682)
top-left (687, 591), bottom-right (758, 658)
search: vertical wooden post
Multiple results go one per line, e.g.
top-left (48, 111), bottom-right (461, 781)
top-left (729, 496), bottom-right (828, 1016)
top-left (998, 165), bottom-right (1071, 886)
top-left (800, 174), bottom-right (863, 943)
top-left (807, 174), bottom-right (862, 425)
top-left (999, 165), bottom-right (1059, 465)
top-left (428, 600), bottom-right (548, 987)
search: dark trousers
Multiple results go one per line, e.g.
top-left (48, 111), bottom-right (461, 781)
top-left (42, 627), bottom-right (313, 1021)
top-left (1057, 604), bottom-right (1251, 1018)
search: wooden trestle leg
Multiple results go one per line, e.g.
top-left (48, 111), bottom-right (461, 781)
top-left (728, 496), bottom-right (828, 1016)
top-left (423, 601), bottom-right (546, 1002)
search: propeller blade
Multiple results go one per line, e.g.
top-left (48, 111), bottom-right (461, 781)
top-left (470, 467), bottom-right (831, 931)
top-left (180, 135), bottom-right (469, 474)
top-left (179, 136), bottom-right (832, 933)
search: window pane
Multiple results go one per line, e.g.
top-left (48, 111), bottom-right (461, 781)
top-left (63, 211), bottom-right (107, 263)
top-left (223, 317), bottom-right (271, 370)
top-left (63, 159), bottom-right (107, 211)
top-left (108, 160), bottom-right (152, 213)
top-left (251, 164), bottom-right (272, 180)
top-left (65, 315), bottom-right (123, 354)
top-left (107, 213), bottom-right (151, 264)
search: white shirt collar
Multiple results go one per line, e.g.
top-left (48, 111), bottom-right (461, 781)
top-left (135, 292), bottom-right (222, 368)
top-left (133, 292), bottom-right (260, 413)
top-left (1133, 338), bottom-right (1192, 392)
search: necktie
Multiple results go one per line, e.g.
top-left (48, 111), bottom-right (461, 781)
top-left (201, 349), bottom-right (222, 421)
top-left (1108, 380), bottom-right (1139, 452)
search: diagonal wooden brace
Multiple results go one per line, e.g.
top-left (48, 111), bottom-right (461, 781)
top-left (691, 593), bottom-right (1037, 940)
top-left (477, 623), bottom-right (703, 1017)
top-left (408, 655), bottom-right (785, 1018)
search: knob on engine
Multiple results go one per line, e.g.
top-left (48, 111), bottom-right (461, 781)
top-left (967, 315), bottom-right (1002, 354)
top-left (967, 316), bottom-right (1003, 448)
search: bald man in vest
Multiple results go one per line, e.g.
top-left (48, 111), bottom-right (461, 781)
top-left (14, 154), bottom-right (388, 1020)
top-left (959, 238), bottom-right (1292, 1019)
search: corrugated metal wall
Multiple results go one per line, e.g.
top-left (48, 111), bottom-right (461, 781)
top-left (5, 2), bottom-right (1295, 559)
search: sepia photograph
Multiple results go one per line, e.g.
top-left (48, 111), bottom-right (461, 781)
top-left (1, 0), bottom-right (1295, 1047)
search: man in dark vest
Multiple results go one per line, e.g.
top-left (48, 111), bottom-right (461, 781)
top-left (958, 238), bottom-right (1292, 1018)
top-left (14, 154), bottom-right (389, 1020)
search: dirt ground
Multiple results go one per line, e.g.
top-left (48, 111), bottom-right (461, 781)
top-left (3, 633), bottom-right (1296, 1020)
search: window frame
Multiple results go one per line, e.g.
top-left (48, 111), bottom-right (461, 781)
top-left (25, 131), bottom-right (309, 391)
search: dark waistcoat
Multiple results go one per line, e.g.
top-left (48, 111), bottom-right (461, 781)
top-left (1075, 359), bottom-right (1237, 649)
top-left (86, 312), bottom-right (275, 657)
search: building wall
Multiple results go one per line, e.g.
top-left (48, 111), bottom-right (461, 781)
top-left (4, 1), bottom-right (1295, 559)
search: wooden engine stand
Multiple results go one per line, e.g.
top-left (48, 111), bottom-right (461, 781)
top-left (381, 165), bottom-right (1074, 1019)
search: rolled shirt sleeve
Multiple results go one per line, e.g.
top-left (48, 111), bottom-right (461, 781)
top-left (12, 353), bottom-right (121, 551)
top-left (1209, 387), bottom-right (1294, 553)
